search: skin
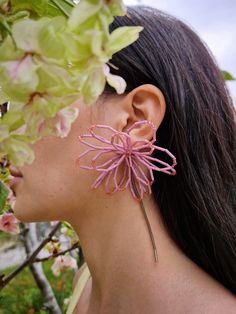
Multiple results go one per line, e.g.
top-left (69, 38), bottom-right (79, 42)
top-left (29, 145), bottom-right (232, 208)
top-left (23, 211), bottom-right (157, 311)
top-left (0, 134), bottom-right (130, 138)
top-left (13, 84), bottom-right (236, 313)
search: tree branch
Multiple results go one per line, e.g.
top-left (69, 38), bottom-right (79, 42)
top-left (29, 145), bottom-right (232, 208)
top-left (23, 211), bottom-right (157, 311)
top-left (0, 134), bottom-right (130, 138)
top-left (0, 221), bottom-right (62, 290)
top-left (34, 241), bottom-right (80, 263)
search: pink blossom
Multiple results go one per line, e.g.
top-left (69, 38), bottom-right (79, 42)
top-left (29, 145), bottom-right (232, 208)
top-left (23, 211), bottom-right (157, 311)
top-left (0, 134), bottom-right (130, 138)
top-left (51, 255), bottom-right (77, 276)
top-left (0, 212), bottom-right (20, 234)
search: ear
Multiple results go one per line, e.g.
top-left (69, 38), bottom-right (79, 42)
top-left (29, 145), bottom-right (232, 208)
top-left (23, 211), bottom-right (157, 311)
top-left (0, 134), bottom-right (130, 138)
top-left (118, 84), bottom-right (166, 141)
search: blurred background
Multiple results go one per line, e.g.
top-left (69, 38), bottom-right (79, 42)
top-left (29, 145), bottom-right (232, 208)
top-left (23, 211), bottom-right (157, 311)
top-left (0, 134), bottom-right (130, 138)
top-left (125, 0), bottom-right (236, 103)
top-left (0, 1), bottom-right (235, 313)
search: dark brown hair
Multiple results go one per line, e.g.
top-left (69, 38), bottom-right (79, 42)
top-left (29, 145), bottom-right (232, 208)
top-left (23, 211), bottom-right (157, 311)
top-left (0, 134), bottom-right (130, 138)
top-left (103, 5), bottom-right (236, 295)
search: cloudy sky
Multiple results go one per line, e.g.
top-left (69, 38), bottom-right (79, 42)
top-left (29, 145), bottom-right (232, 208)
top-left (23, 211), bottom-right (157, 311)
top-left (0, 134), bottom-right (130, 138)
top-left (124, 0), bottom-right (236, 103)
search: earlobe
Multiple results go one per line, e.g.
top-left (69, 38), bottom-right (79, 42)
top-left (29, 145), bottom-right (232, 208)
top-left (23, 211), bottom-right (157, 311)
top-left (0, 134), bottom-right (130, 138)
top-left (123, 84), bottom-right (166, 141)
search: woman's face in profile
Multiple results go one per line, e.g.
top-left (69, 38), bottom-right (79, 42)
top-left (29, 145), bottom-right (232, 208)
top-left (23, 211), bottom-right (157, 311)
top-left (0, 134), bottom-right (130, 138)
top-left (12, 95), bottom-right (120, 223)
top-left (11, 85), bottom-right (165, 224)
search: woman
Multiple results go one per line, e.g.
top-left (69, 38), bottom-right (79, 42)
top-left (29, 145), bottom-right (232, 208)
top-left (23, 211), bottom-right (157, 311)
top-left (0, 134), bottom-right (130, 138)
top-left (10, 5), bottom-right (236, 314)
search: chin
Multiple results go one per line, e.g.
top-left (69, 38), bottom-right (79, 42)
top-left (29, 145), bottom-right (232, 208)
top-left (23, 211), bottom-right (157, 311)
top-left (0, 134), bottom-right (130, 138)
top-left (13, 206), bottom-right (36, 223)
top-left (13, 198), bottom-right (61, 223)
top-left (12, 201), bottom-right (44, 223)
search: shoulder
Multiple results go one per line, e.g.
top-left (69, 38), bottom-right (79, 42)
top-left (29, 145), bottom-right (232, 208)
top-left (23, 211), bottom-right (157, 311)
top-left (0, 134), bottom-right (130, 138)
top-left (215, 292), bottom-right (236, 313)
top-left (72, 262), bottom-right (88, 291)
top-left (203, 284), bottom-right (236, 314)
top-left (207, 295), bottom-right (236, 314)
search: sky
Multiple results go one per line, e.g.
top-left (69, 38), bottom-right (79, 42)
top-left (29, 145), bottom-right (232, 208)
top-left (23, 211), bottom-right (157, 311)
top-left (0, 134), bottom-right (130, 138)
top-left (124, 0), bottom-right (236, 104)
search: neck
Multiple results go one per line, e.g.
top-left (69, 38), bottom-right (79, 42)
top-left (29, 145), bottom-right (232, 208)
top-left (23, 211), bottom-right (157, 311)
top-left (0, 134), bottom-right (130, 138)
top-left (67, 191), bottom-right (222, 313)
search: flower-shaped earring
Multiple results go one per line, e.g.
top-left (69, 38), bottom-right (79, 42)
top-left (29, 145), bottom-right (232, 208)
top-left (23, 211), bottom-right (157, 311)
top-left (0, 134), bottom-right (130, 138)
top-left (76, 120), bottom-right (177, 262)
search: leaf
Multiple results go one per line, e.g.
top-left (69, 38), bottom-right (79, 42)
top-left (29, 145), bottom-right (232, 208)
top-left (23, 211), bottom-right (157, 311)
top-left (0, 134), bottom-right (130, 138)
top-left (0, 14), bottom-right (12, 36)
top-left (0, 167), bottom-right (10, 183)
top-left (38, 16), bottom-right (67, 60)
top-left (0, 55), bottom-right (39, 102)
top-left (68, 0), bottom-right (102, 31)
top-left (0, 87), bottom-right (9, 104)
top-left (0, 0), bottom-right (139, 169)
top-left (36, 59), bottom-right (78, 94)
top-left (6, 11), bottom-right (30, 23)
top-left (1, 110), bottom-right (24, 132)
top-left (82, 65), bottom-right (106, 105)
top-left (0, 123), bottom-right (9, 142)
top-left (49, 0), bottom-right (74, 17)
top-left (90, 22), bottom-right (103, 56)
top-left (1, 136), bottom-right (36, 166)
top-left (11, 0), bottom-right (49, 17)
top-left (12, 18), bottom-right (47, 52)
top-left (0, 180), bottom-right (9, 210)
top-left (0, 35), bottom-right (24, 61)
top-left (105, 26), bottom-right (144, 57)
top-left (107, 0), bottom-right (127, 16)
top-left (222, 70), bottom-right (235, 81)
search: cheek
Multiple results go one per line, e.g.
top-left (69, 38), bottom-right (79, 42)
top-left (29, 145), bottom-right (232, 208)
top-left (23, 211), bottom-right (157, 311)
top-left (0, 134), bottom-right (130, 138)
top-left (12, 154), bottom-right (94, 223)
top-left (13, 165), bottom-right (77, 222)
top-left (12, 109), bottom-right (100, 223)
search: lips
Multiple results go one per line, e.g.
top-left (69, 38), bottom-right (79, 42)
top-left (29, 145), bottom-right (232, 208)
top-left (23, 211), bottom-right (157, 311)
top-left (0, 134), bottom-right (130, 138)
top-left (8, 176), bottom-right (22, 187)
top-left (8, 166), bottom-right (23, 196)
top-left (9, 165), bottom-right (23, 178)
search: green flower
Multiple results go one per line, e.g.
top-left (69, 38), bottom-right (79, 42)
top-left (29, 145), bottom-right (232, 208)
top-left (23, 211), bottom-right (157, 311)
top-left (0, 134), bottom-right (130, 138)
top-left (0, 0), bottom-right (143, 167)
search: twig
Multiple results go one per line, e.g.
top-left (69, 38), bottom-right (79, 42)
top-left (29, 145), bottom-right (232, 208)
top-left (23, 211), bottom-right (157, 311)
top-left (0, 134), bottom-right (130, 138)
top-left (34, 241), bottom-right (80, 262)
top-left (0, 222), bottom-right (62, 290)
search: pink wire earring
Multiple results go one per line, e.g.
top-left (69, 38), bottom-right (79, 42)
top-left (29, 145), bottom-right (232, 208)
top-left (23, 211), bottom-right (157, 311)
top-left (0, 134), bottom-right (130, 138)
top-left (76, 120), bottom-right (177, 263)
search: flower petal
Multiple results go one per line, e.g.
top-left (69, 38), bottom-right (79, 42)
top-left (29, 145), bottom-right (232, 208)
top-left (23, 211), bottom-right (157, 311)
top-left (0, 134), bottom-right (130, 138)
top-left (102, 64), bottom-right (126, 94)
top-left (0, 212), bottom-right (20, 234)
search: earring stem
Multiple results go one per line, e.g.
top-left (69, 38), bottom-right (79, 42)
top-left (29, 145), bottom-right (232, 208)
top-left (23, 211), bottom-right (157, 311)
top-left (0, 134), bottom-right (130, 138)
top-left (139, 198), bottom-right (158, 263)
top-left (130, 173), bottom-right (158, 263)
